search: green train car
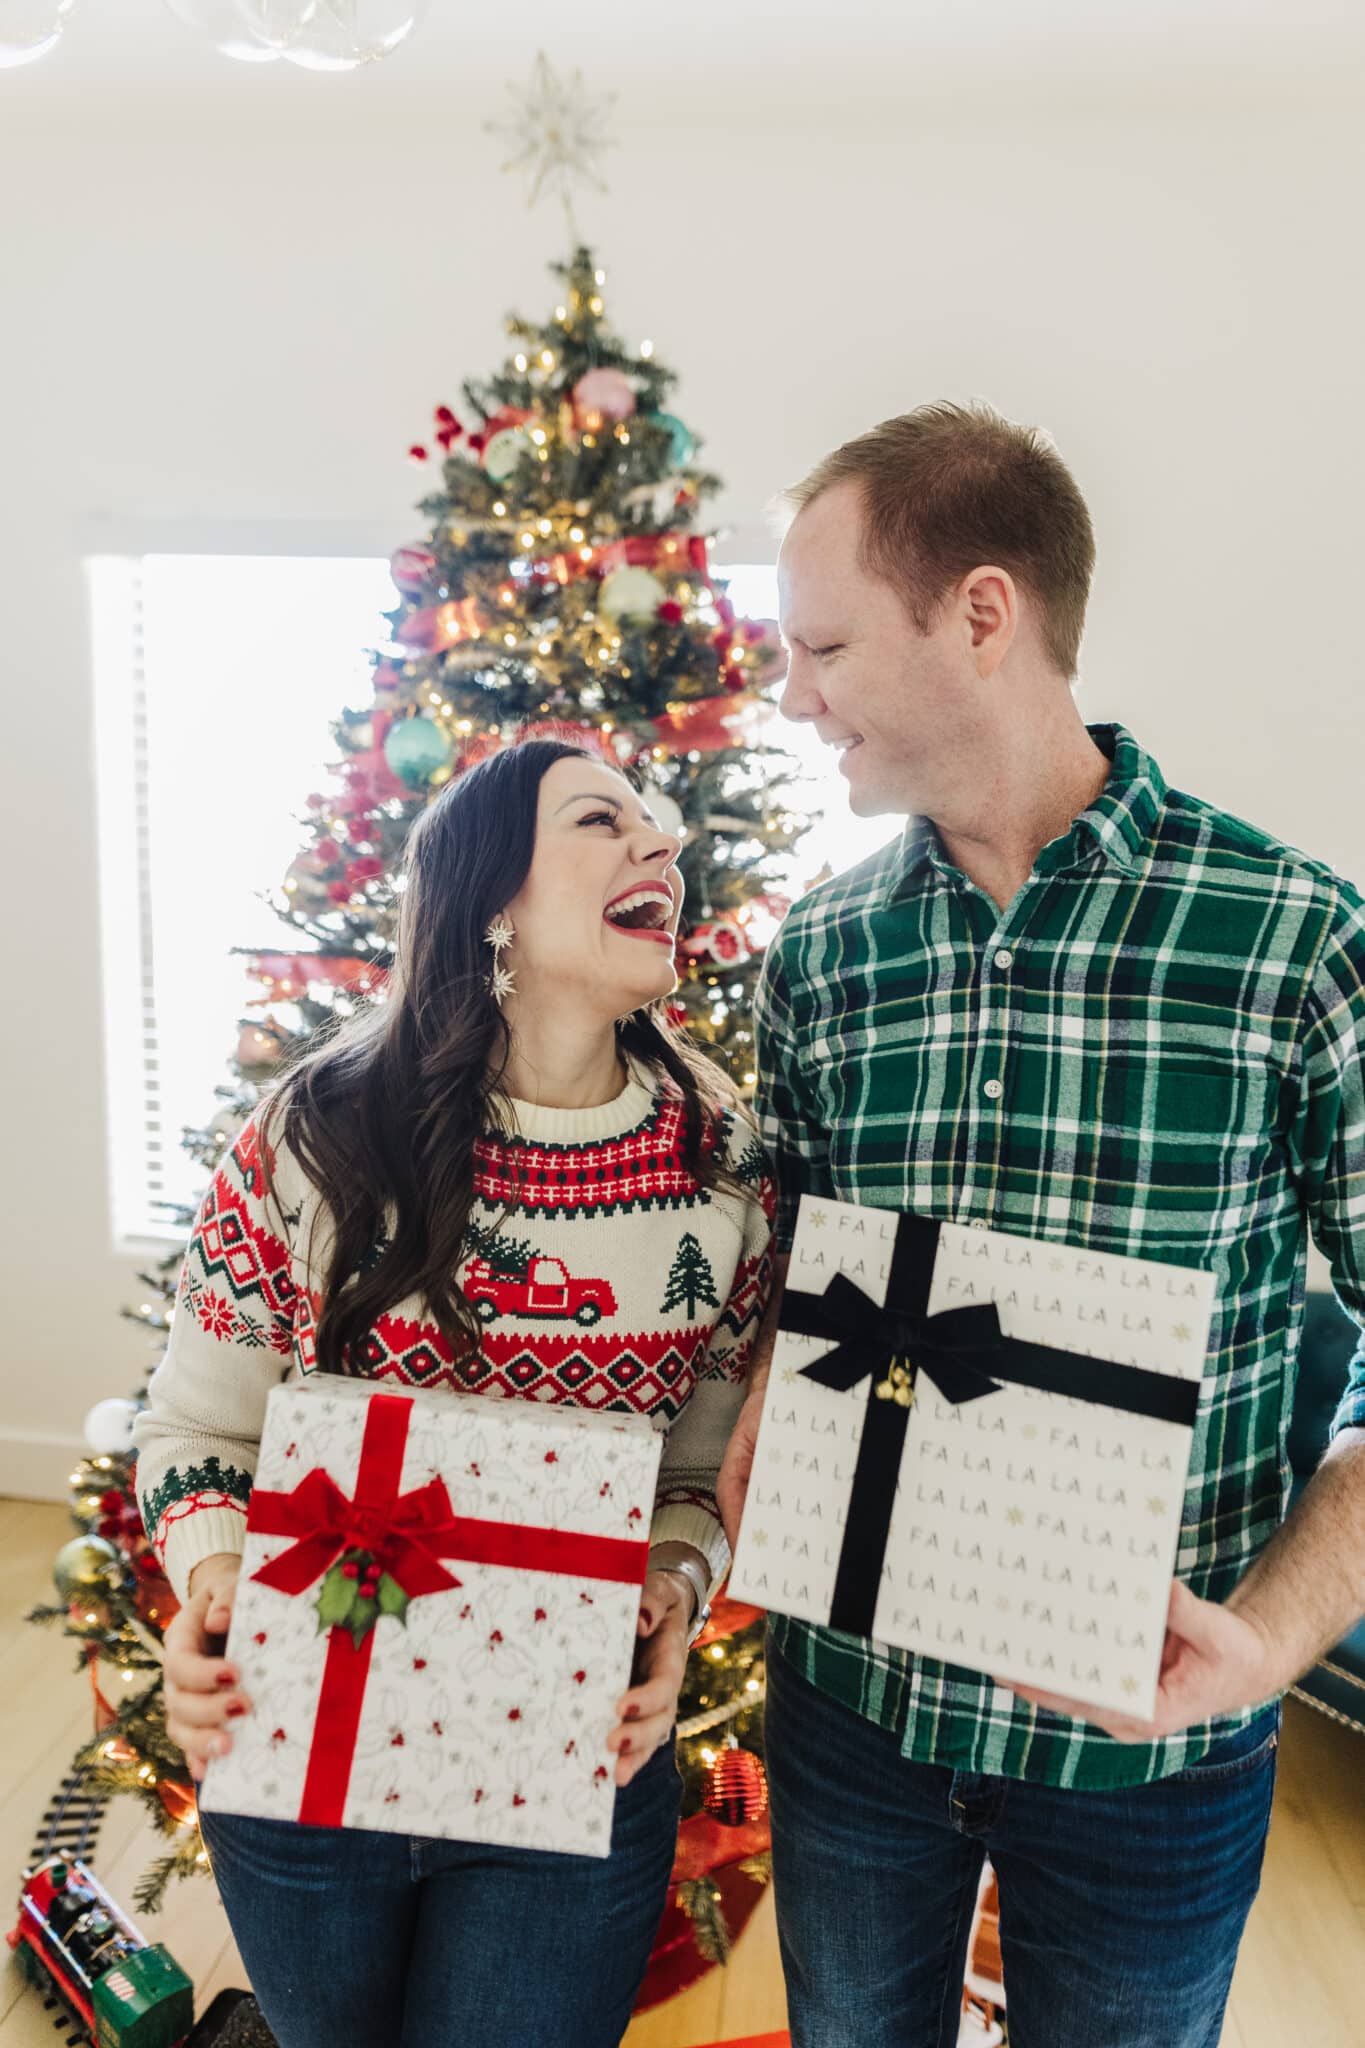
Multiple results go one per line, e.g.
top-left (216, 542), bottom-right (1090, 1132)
top-left (9, 1855), bottom-right (195, 2048)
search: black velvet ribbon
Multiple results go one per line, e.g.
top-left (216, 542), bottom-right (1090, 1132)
top-left (782, 1212), bottom-right (1198, 1637)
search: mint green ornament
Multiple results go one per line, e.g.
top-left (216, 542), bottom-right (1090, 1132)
top-left (646, 412), bottom-right (696, 467)
top-left (384, 715), bottom-right (454, 788)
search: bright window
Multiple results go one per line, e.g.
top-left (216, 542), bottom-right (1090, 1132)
top-left (90, 554), bottom-right (893, 1245)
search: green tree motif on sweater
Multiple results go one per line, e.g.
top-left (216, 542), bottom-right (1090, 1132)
top-left (660, 1232), bottom-right (721, 1319)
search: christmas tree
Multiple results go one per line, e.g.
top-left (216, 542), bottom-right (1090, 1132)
top-left (29, 239), bottom-right (809, 1972)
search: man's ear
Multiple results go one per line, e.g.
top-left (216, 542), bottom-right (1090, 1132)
top-left (961, 566), bottom-right (1018, 678)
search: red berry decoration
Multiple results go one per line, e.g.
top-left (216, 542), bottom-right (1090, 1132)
top-left (701, 1743), bottom-right (769, 1827)
top-left (657, 600), bottom-right (685, 624)
top-left (408, 444), bottom-right (429, 464)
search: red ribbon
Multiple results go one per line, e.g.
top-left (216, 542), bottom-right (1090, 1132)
top-left (538, 530), bottom-right (712, 590)
top-left (246, 1393), bottom-right (649, 1825)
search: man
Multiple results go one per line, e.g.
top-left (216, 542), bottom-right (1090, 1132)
top-left (717, 402), bottom-right (1365, 2048)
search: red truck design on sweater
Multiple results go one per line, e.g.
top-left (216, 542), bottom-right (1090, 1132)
top-left (464, 1256), bottom-right (617, 1327)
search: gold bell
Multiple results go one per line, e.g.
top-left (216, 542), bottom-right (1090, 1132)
top-left (874, 1356), bottom-right (917, 1408)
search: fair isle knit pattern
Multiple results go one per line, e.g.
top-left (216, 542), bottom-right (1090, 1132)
top-left (134, 1053), bottom-right (776, 1606)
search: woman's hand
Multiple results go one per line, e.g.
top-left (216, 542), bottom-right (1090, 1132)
top-left (606, 1568), bottom-right (693, 1789)
top-left (163, 1552), bottom-right (250, 1783)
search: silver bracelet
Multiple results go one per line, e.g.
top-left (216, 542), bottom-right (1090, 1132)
top-left (649, 1555), bottom-right (712, 1647)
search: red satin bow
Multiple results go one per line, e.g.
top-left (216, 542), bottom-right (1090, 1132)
top-left (249, 1465), bottom-right (466, 1601)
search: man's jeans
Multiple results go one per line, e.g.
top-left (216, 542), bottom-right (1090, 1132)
top-left (765, 1627), bottom-right (1279, 2048)
top-left (197, 1730), bottom-right (682, 2048)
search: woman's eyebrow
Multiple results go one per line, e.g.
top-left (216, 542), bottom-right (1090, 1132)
top-left (553, 792), bottom-right (662, 829)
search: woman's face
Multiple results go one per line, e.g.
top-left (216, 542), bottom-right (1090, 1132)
top-left (498, 757), bottom-right (685, 1024)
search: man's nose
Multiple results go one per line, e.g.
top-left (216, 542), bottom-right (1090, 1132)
top-left (779, 653), bottom-right (826, 724)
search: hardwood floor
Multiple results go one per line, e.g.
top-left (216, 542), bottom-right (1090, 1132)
top-left (3, 1499), bottom-right (1361, 2047)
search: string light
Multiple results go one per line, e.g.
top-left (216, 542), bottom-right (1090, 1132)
top-left (540, 349), bottom-right (556, 369)
top-left (492, 500), bottom-right (508, 517)
top-left (513, 353), bottom-right (528, 371)
top-left (640, 339), bottom-right (654, 358)
top-left (569, 526), bottom-right (585, 543)
top-left (530, 428), bottom-right (547, 445)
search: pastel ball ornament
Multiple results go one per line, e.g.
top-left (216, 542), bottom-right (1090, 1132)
top-left (383, 715), bottom-right (455, 789)
top-left (599, 567), bottom-right (667, 624)
top-left (483, 427), bottom-right (534, 483)
top-left (83, 1397), bottom-right (140, 1455)
top-left (573, 368), bottom-right (636, 426)
top-left (645, 412), bottom-right (696, 468)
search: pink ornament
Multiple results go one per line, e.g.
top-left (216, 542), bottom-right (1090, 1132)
top-left (572, 368), bottom-right (636, 428)
top-left (389, 545), bottom-right (435, 596)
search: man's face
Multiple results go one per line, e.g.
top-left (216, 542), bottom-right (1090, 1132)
top-left (776, 479), bottom-right (995, 819)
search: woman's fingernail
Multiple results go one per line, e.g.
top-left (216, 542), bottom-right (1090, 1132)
top-left (225, 1703), bottom-right (247, 1718)
top-left (625, 1705), bottom-right (640, 1720)
top-left (620, 1739), bottom-right (632, 1755)
top-left (215, 1672), bottom-right (236, 1687)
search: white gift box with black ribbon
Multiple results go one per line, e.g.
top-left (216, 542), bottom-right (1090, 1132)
top-left (729, 1195), bottom-right (1215, 1717)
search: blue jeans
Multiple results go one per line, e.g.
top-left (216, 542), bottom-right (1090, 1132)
top-left (197, 1731), bottom-right (682, 2048)
top-left (765, 1629), bottom-right (1279, 2048)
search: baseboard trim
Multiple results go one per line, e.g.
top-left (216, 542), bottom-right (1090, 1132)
top-left (0, 1430), bottom-right (88, 1504)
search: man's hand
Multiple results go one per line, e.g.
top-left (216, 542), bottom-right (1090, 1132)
top-left (717, 1396), bottom-right (764, 1555)
top-left (992, 1578), bottom-right (1283, 1742)
top-left (164, 1552), bottom-right (249, 1782)
top-left (717, 1250), bottom-right (789, 1553)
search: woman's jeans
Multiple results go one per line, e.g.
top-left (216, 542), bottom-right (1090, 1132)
top-left (197, 1730), bottom-right (682, 2048)
top-left (765, 1628), bottom-right (1279, 2048)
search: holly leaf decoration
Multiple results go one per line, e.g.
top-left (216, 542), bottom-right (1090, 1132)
top-left (316, 1563), bottom-right (356, 1631)
top-left (347, 1596), bottom-right (379, 1649)
top-left (376, 1573), bottom-right (409, 1625)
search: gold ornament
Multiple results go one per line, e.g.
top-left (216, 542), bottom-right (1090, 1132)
top-left (873, 1356), bottom-right (917, 1408)
top-left (53, 1535), bottom-right (122, 1598)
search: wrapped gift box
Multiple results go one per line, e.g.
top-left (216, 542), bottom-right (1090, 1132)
top-left (729, 1196), bottom-right (1215, 1717)
top-left (199, 1376), bottom-right (661, 1855)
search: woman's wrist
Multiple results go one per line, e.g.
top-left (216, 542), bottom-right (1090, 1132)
top-left (647, 1544), bottom-right (711, 1639)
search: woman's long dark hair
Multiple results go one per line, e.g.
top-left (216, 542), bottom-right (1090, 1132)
top-left (255, 738), bottom-right (752, 1382)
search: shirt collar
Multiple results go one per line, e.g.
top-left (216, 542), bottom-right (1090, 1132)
top-left (881, 722), bottom-right (1167, 907)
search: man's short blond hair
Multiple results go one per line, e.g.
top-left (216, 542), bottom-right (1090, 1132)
top-left (784, 401), bottom-right (1095, 679)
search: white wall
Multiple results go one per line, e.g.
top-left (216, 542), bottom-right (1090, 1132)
top-left (3, 75), bottom-right (1359, 1495)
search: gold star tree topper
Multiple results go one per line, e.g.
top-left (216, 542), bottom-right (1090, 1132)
top-left (486, 52), bottom-right (617, 227)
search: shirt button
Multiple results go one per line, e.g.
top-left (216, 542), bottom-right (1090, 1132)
top-left (993, 949), bottom-right (1013, 971)
top-left (983, 1079), bottom-right (1004, 1101)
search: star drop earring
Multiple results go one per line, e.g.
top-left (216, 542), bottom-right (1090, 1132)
top-left (484, 914), bottom-right (516, 1006)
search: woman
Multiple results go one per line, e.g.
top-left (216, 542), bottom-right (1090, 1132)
top-left (134, 736), bottom-right (776, 2048)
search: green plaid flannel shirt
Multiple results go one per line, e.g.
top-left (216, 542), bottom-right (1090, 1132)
top-left (752, 723), bottom-right (1365, 1788)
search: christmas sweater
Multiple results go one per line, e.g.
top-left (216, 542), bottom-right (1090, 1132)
top-left (133, 1052), bottom-right (776, 1609)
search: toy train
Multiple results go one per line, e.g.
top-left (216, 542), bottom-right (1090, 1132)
top-left (8, 1855), bottom-right (194, 2048)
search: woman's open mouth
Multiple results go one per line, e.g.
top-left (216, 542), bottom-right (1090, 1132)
top-left (603, 886), bottom-right (676, 945)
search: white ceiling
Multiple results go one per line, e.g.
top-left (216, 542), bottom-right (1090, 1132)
top-left (14, 0), bottom-right (1365, 109)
